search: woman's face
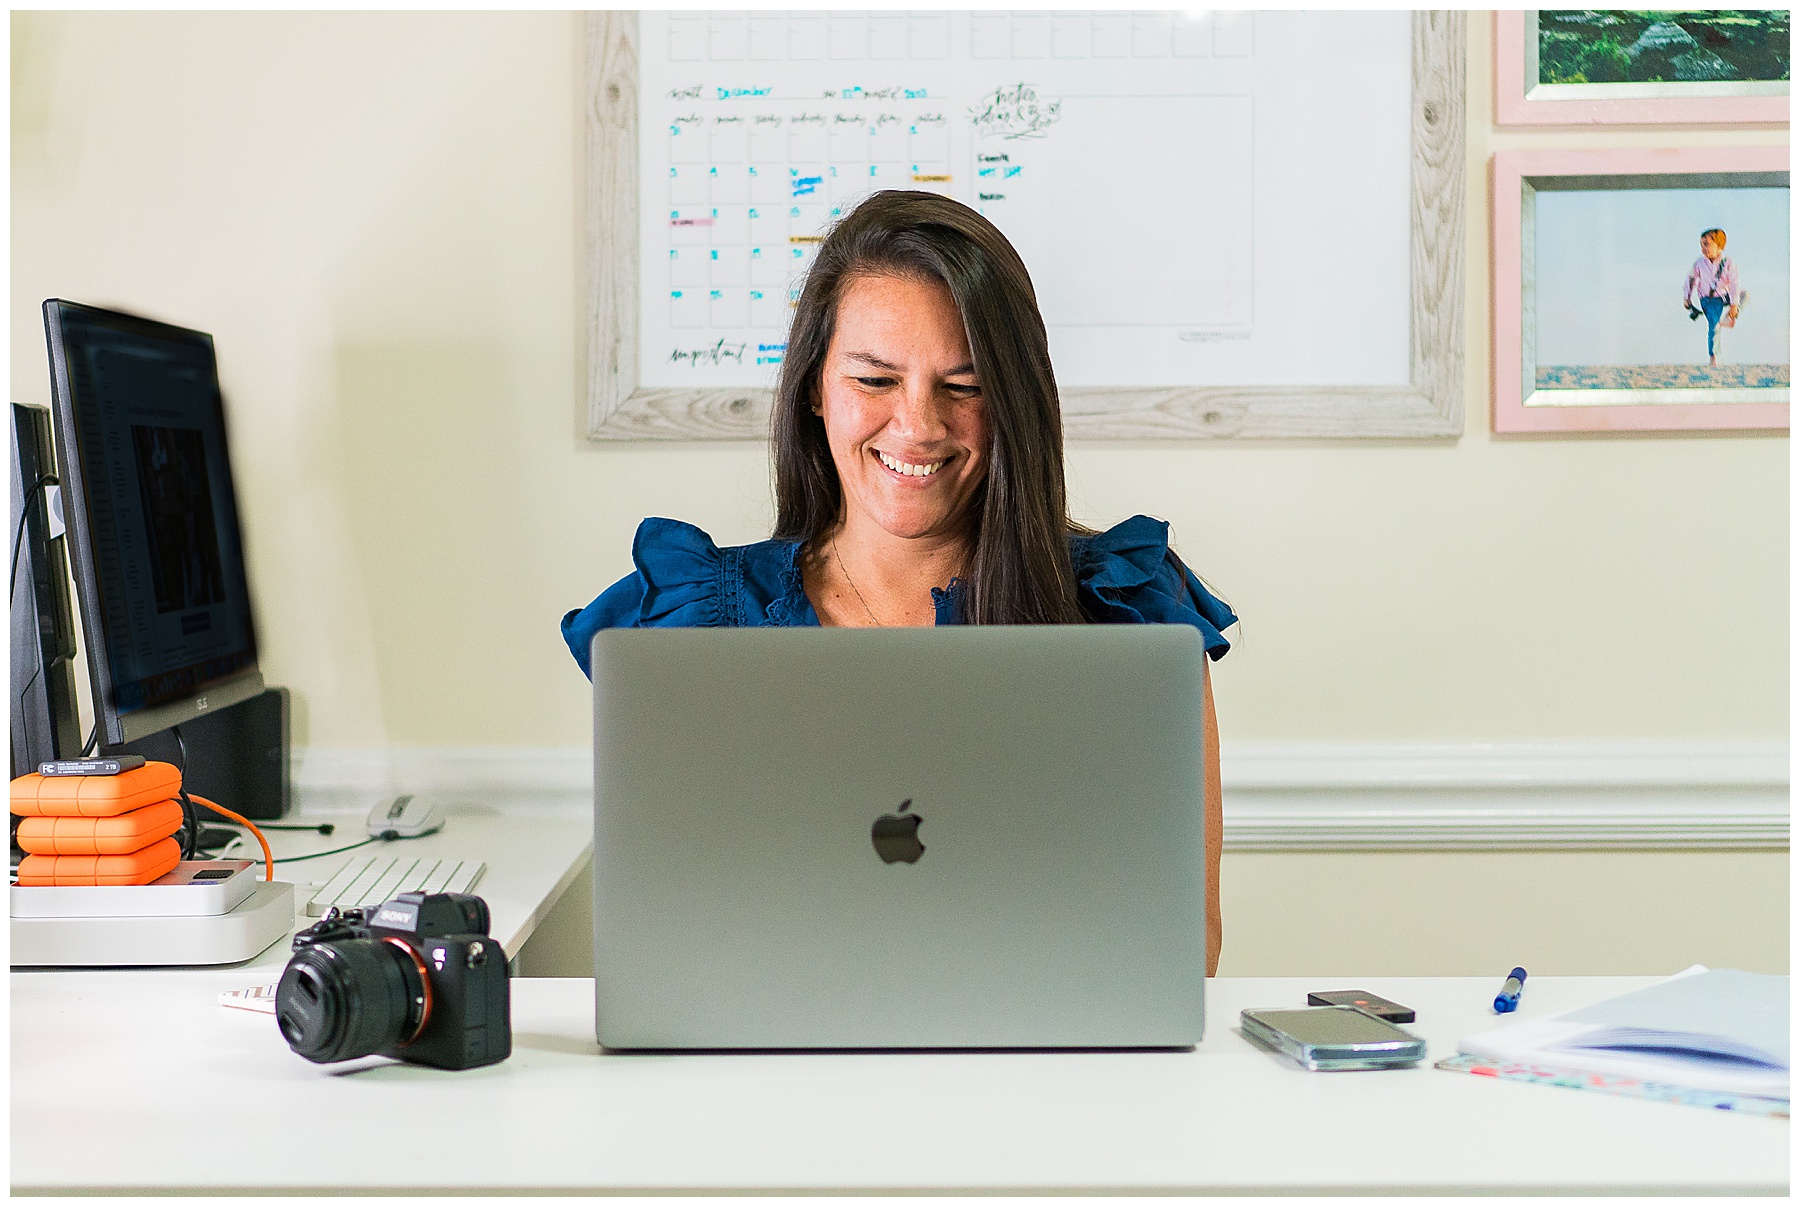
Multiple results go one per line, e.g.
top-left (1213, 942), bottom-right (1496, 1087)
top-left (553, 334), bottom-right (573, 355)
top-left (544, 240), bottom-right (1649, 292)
top-left (816, 272), bottom-right (991, 542)
top-left (1701, 234), bottom-right (1722, 260)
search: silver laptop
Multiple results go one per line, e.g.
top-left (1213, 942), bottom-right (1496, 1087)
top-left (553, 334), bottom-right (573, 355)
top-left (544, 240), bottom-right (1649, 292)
top-left (590, 625), bottom-right (1209, 1050)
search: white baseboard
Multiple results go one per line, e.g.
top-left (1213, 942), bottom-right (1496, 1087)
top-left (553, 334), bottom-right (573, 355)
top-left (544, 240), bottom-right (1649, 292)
top-left (291, 741), bottom-right (1789, 852)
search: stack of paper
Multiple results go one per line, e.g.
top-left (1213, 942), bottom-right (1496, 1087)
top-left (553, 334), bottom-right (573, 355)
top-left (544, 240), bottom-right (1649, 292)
top-left (1440, 967), bottom-right (1788, 1115)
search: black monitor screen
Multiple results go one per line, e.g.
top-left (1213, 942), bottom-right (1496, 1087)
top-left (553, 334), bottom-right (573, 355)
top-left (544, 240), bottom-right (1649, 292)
top-left (45, 302), bottom-right (257, 731)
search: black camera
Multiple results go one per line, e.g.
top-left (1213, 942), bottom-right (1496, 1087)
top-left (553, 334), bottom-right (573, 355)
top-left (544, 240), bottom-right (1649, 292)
top-left (274, 891), bottom-right (511, 1070)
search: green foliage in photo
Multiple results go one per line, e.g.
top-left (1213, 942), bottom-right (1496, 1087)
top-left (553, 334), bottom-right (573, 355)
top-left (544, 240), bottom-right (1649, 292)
top-left (1538, 10), bottom-right (1790, 85)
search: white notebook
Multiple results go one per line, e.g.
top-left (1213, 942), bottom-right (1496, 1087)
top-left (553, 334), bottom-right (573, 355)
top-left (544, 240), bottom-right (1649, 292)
top-left (1457, 966), bottom-right (1789, 1099)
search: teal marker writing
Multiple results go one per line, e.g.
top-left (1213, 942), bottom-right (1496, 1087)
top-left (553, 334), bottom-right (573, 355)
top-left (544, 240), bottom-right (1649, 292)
top-left (1493, 966), bottom-right (1528, 1013)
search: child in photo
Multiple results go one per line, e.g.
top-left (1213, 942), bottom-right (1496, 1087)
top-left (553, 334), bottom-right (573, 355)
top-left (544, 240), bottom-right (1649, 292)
top-left (1683, 228), bottom-right (1740, 368)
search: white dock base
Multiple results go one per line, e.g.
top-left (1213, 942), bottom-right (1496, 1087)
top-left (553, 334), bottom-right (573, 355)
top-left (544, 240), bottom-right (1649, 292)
top-left (10, 881), bottom-right (295, 967)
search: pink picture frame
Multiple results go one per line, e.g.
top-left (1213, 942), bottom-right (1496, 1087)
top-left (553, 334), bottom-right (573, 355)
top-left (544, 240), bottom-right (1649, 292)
top-left (1491, 145), bottom-right (1789, 435)
top-left (1494, 11), bottom-right (1790, 127)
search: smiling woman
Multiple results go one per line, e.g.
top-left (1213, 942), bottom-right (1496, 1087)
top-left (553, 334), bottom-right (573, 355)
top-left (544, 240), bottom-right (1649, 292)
top-left (561, 190), bottom-right (1238, 968)
top-left (776, 194), bottom-right (1073, 628)
top-left (794, 272), bottom-right (992, 627)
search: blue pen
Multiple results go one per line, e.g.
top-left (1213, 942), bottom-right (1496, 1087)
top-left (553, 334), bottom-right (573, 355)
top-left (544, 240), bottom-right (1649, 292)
top-left (1493, 967), bottom-right (1528, 1013)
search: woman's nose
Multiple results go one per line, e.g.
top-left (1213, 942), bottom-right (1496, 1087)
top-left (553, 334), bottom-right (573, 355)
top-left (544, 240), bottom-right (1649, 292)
top-left (890, 379), bottom-right (951, 442)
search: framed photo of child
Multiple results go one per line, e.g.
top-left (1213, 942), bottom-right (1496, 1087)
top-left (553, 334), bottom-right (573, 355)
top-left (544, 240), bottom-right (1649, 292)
top-left (1494, 11), bottom-right (1789, 127)
top-left (1491, 146), bottom-right (1789, 434)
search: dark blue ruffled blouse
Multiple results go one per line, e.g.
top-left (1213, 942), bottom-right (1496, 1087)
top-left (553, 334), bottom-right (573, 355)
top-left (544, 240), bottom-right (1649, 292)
top-left (561, 515), bottom-right (1236, 679)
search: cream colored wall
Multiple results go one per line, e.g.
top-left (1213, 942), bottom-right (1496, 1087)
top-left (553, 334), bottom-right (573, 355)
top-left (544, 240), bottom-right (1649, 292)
top-left (14, 12), bottom-right (1788, 977)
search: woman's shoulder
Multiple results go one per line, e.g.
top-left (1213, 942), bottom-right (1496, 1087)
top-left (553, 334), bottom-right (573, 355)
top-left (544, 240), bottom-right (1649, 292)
top-left (620, 517), bottom-right (808, 624)
top-left (559, 519), bottom-right (809, 674)
top-left (1069, 516), bottom-right (1237, 659)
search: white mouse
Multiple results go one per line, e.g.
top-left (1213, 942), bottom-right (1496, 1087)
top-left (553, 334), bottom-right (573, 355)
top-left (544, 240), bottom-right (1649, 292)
top-left (366, 793), bottom-right (446, 840)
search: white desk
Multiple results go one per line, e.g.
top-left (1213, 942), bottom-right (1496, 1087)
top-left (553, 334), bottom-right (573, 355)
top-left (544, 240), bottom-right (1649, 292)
top-left (11, 973), bottom-right (1785, 1194)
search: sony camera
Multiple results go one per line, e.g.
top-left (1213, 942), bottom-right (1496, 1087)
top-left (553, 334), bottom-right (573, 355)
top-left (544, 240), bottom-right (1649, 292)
top-left (274, 891), bottom-right (511, 1070)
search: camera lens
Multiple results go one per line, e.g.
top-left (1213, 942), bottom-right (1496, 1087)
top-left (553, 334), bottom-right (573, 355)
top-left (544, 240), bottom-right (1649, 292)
top-left (275, 939), bottom-right (428, 1063)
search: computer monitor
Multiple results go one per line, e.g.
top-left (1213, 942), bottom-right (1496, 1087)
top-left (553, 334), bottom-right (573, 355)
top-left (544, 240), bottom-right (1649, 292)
top-left (42, 300), bottom-right (263, 748)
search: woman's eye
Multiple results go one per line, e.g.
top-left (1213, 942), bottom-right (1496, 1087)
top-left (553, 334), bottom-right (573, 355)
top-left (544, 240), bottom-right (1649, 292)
top-left (855, 376), bottom-right (895, 388)
top-left (945, 383), bottom-right (982, 398)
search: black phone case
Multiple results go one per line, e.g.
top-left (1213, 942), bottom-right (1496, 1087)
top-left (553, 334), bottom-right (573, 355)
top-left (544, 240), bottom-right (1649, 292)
top-left (1305, 990), bottom-right (1416, 1023)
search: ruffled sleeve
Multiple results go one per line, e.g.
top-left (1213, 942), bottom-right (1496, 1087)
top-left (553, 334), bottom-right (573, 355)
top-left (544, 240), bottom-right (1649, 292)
top-left (559, 518), bottom-right (732, 678)
top-left (1071, 515), bottom-right (1237, 660)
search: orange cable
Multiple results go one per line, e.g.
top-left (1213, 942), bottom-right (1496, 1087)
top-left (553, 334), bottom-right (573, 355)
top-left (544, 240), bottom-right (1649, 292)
top-left (185, 793), bottom-right (275, 883)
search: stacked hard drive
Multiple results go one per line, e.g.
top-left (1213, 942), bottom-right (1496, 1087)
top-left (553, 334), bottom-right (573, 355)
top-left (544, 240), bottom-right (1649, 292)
top-left (11, 762), bottom-right (186, 885)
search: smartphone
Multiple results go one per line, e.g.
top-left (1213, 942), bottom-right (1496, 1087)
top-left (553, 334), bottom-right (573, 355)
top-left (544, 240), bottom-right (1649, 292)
top-left (1239, 1006), bottom-right (1427, 1071)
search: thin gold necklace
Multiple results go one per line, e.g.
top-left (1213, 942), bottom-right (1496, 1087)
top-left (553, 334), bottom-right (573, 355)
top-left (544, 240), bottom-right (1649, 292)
top-left (830, 535), bottom-right (884, 626)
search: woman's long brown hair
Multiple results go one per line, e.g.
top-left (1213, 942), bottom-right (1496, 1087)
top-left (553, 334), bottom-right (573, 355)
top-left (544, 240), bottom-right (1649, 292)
top-left (770, 190), bottom-right (1087, 625)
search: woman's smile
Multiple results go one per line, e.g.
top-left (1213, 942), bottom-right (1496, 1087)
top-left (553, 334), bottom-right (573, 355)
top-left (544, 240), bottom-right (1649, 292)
top-left (874, 449), bottom-right (949, 479)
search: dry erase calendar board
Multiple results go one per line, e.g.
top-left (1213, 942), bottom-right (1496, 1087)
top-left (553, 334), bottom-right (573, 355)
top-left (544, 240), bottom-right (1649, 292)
top-left (585, 11), bottom-right (1466, 440)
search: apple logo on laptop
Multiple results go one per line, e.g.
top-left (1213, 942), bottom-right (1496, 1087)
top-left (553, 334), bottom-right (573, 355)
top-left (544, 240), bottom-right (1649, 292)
top-left (871, 799), bottom-right (925, 864)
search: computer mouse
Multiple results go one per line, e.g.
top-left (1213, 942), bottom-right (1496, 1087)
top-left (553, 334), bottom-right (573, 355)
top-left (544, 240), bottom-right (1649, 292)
top-left (366, 793), bottom-right (446, 840)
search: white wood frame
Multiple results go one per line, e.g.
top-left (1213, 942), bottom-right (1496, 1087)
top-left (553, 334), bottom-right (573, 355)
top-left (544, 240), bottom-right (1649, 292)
top-left (584, 10), bottom-right (1466, 441)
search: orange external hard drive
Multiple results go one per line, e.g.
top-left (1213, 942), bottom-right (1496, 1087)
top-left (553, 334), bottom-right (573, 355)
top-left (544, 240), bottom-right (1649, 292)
top-left (16, 837), bottom-right (183, 886)
top-left (9, 761), bottom-right (183, 818)
top-left (14, 799), bottom-right (184, 856)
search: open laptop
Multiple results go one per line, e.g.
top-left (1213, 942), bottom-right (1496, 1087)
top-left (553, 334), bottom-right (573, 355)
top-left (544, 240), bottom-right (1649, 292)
top-left (590, 625), bottom-right (1209, 1050)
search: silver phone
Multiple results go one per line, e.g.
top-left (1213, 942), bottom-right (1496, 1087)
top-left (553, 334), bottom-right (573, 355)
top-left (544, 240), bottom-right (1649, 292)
top-left (1239, 1006), bottom-right (1427, 1071)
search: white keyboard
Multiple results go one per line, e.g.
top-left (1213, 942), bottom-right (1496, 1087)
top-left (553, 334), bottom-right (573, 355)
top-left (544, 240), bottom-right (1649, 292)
top-left (304, 854), bottom-right (488, 917)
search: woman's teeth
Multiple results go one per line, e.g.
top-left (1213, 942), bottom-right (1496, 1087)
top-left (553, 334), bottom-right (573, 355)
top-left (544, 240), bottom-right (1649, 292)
top-left (877, 451), bottom-right (945, 477)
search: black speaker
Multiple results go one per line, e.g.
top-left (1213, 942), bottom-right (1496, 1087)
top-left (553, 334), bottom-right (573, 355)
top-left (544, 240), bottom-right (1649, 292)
top-left (11, 403), bottom-right (82, 778)
top-left (109, 686), bottom-right (291, 820)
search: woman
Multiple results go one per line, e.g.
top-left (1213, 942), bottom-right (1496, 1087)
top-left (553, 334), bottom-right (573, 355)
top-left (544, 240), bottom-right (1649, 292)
top-left (1683, 227), bottom-right (1740, 368)
top-left (562, 190), bottom-right (1237, 971)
